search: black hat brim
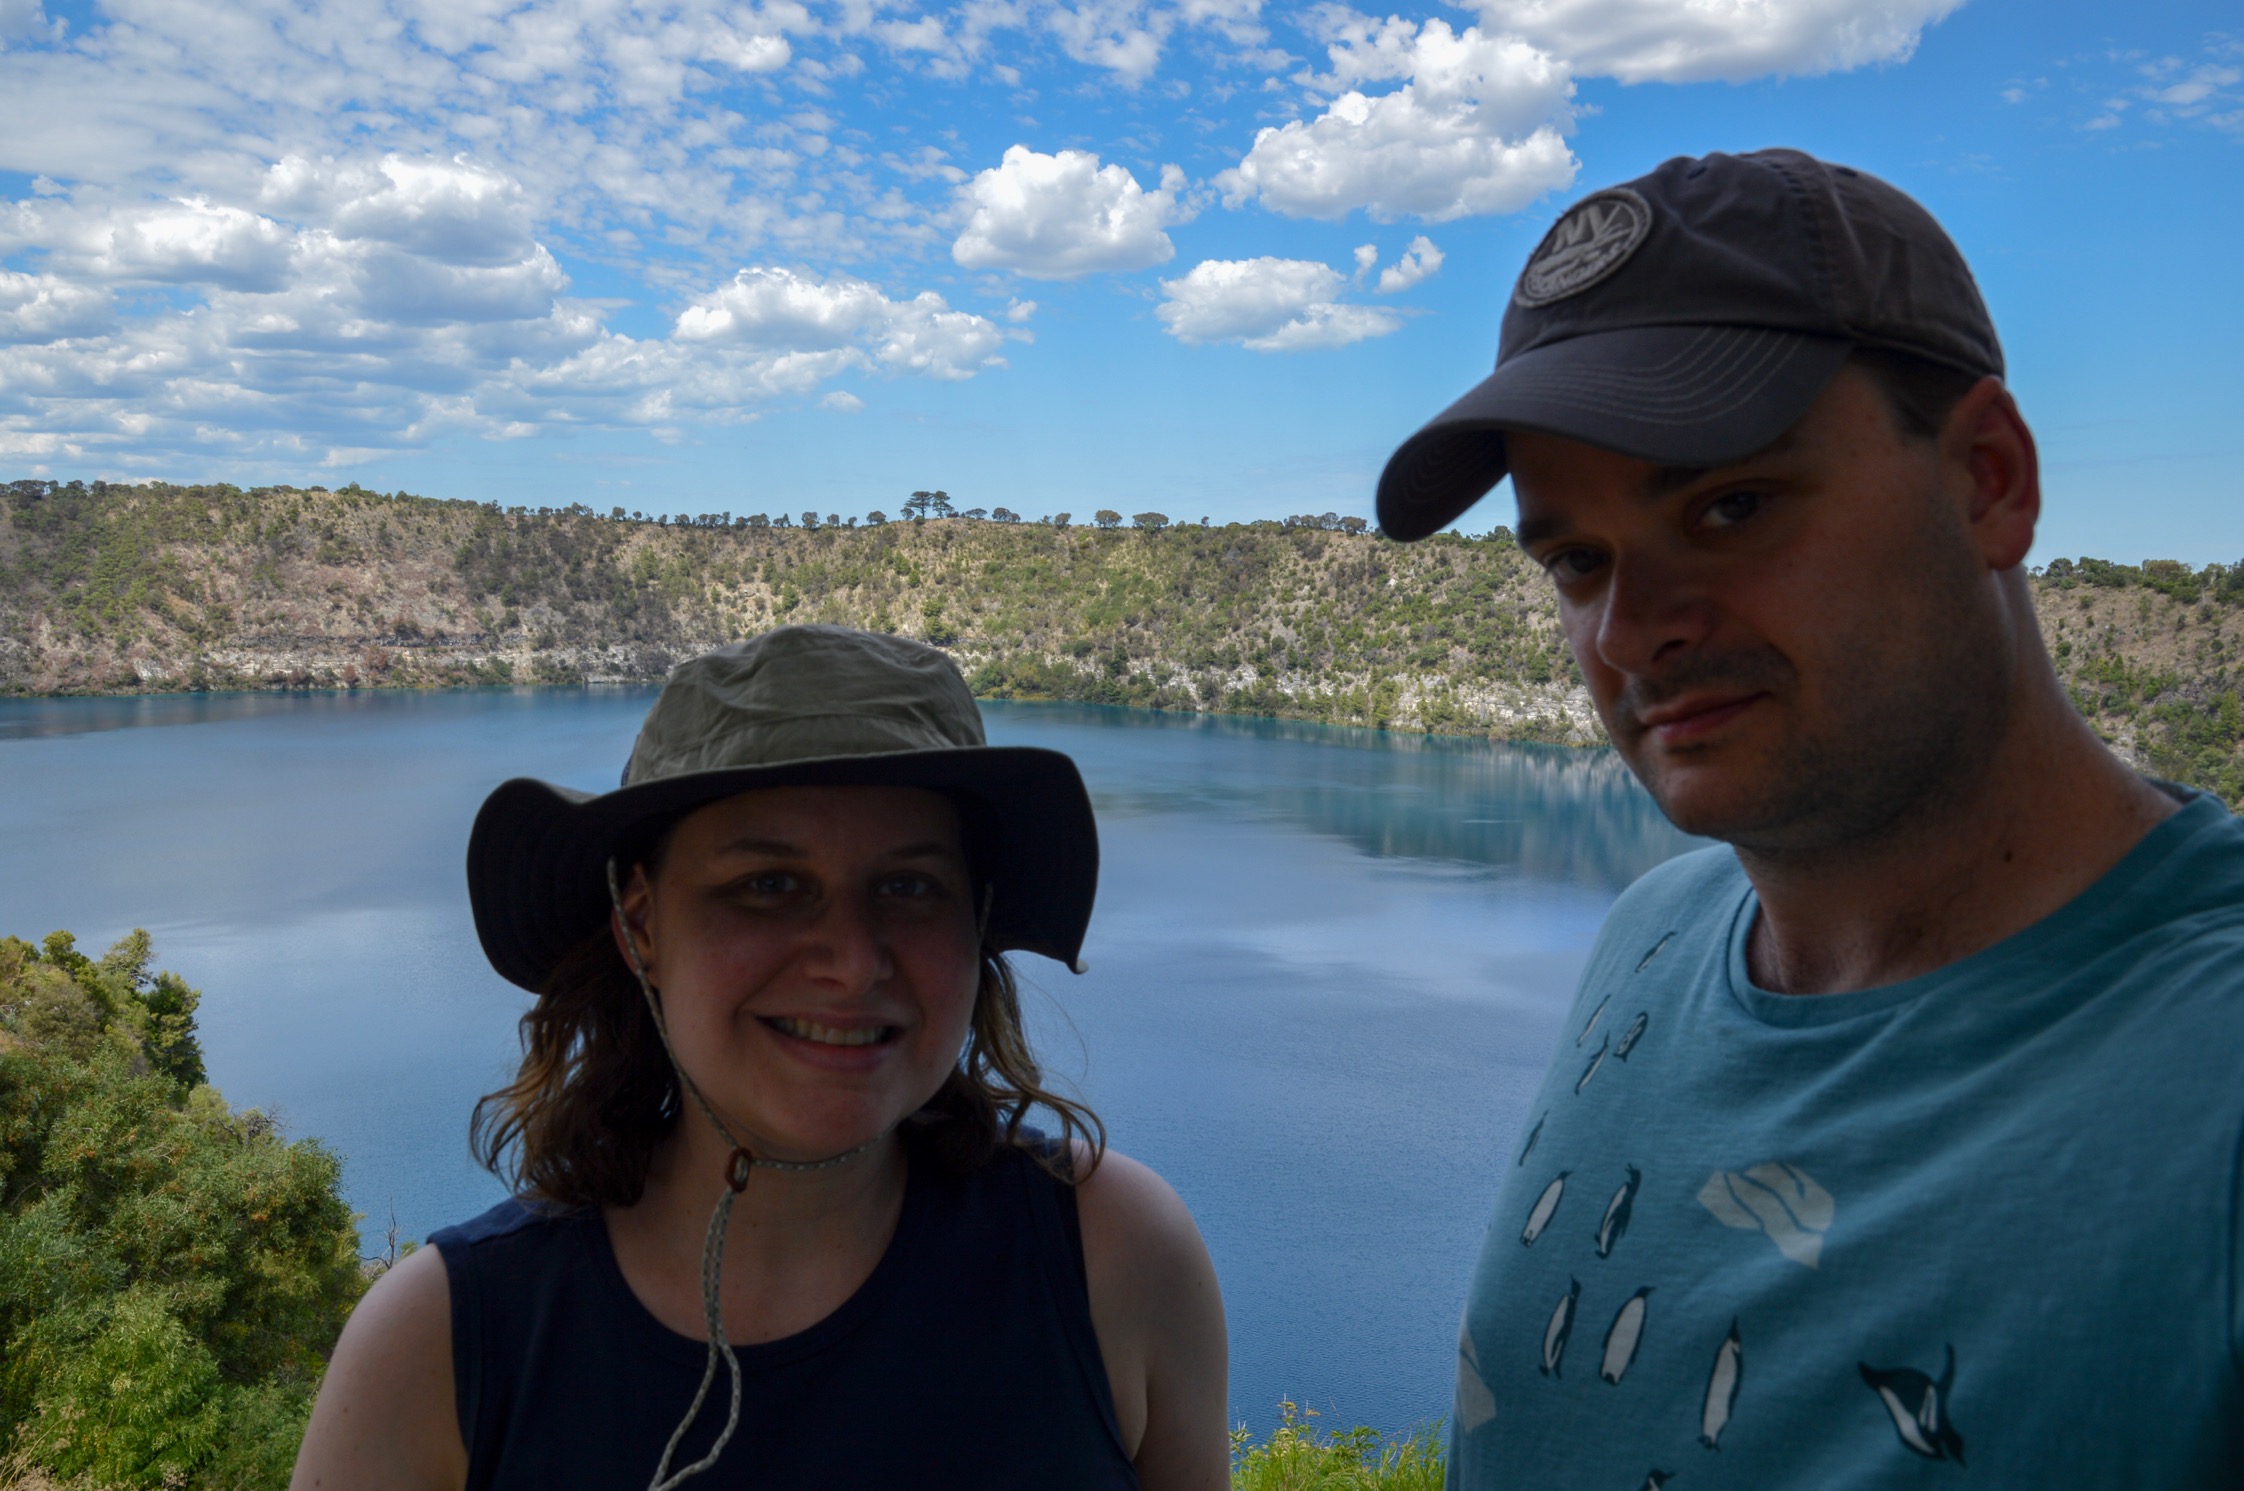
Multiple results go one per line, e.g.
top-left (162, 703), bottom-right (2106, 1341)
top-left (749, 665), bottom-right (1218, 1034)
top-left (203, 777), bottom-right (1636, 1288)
top-left (1377, 325), bottom-right (1853, 542)
top-left (467, 746), bottom-right (1098, 993)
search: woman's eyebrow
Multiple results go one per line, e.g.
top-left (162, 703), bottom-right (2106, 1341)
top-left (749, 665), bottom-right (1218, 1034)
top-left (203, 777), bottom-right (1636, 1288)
top-left (712, 836), bottom-right (962, 860)
top-left (882, 841), bottom-right (964, 861)
top-left (713, 835), bottom-right (806, 857)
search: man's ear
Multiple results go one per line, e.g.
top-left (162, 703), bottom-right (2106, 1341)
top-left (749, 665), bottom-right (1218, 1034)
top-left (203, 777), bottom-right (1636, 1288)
top-left (1945, 376), bottom-right (2039, 572)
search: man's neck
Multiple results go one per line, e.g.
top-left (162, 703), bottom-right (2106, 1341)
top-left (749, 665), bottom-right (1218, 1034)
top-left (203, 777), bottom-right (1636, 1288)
top-left (1738, 691), bottom-right (2180, 996)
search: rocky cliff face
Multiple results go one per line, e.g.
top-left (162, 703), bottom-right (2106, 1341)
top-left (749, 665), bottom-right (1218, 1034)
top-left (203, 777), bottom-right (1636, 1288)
top-left (7, 479), bottom-right (2243, 799)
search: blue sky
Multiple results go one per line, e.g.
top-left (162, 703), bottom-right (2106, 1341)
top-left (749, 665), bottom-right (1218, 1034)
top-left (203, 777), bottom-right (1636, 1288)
top-left (0, 0), bottom-right (2238, 561)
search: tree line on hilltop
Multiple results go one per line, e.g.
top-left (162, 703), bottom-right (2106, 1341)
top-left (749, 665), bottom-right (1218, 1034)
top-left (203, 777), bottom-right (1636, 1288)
top-left (6, 477), bottom-right (2244, 801)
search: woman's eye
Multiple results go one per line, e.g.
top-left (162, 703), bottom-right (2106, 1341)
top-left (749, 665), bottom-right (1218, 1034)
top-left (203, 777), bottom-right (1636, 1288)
top-left (879, 873), bottom-right (937, 899)
top-left (737, 871), bottom-right (800, 897)
top-left (1701, 491), bottom-right (1765, 530)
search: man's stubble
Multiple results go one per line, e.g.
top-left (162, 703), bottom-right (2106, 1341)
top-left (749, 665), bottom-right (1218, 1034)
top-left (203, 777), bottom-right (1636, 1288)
top-left (1624, 503), bottom-right (2017, 868)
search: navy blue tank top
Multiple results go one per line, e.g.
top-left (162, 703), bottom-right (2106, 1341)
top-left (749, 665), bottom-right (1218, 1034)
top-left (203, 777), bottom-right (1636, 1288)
top-left (430, 1135), bottom-right (1139, 1491)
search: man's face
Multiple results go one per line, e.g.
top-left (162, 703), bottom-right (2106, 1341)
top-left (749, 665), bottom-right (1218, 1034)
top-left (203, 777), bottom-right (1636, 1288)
top-left (1508, 366), bottom-right (2014, 853)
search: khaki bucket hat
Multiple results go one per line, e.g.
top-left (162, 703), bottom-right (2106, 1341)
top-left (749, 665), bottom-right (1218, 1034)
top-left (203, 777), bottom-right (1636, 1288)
top-left (467, 625), bottom-right (1098, 991)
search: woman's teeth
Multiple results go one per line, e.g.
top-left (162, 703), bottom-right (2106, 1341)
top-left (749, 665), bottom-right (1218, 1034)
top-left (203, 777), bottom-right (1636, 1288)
top-left (769, 1017), bottom-right (891, 1047)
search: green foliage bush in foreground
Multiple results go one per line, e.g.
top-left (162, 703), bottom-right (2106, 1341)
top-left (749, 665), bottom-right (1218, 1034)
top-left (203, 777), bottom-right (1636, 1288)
top-left (0, 931), bottom-right (365, 1489)
top-left (1231, 1402), bottom-right (1445, 1490)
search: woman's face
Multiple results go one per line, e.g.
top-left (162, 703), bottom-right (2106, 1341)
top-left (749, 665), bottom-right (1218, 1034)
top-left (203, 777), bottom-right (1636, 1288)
top-left (620, 784), bottom-right (981, 1163)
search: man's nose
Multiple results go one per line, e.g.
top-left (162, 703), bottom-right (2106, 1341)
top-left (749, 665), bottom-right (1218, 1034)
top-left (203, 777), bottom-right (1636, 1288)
top-left (1593, 552), bottom-right (1714, 678)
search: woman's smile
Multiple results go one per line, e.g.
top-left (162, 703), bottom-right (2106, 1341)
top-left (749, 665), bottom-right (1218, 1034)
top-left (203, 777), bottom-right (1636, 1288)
top-left (764, 1015), bottom-right (899, 1048)
top-left (757, 1013), bottom-right (911, 1075)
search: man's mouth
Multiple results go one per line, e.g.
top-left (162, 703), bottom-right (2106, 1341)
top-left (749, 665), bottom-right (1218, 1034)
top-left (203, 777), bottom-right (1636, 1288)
top-left (764, 1017), bottom-right (897, 1048)
top-left (1635, 693), bottom-right (1764, 745)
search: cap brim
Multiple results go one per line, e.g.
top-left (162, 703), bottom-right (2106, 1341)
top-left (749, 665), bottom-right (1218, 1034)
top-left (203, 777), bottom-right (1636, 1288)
top-left (467, 747), bottom-right (1099, 993)
top-left (1376, 326), bottom-right (1853, 542)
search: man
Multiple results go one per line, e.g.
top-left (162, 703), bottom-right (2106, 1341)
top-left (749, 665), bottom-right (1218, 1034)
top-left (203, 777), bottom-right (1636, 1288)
top-left (1378, 149), bottom-right (2244, 1485)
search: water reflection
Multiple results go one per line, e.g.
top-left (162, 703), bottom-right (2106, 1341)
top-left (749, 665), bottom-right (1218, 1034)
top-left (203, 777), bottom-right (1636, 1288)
top-left (0, 686), bottom-right (651, 742)
top-left (983, 702), bottom-right (1697, 894)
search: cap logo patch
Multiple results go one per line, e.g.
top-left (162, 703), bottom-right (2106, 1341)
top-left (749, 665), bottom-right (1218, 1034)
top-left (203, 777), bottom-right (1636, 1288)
top-left (1514, 188), bottom-right (1652, 308)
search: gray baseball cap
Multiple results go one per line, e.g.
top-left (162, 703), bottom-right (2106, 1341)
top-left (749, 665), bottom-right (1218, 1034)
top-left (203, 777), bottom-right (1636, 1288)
top-left (467, 625), bottom-right (1098, 991)
top-left (1376, 148), bottom-right (2005, 543)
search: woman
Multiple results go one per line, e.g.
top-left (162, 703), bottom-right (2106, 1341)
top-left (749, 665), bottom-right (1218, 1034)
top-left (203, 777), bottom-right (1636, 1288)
top-left (293, 625), bottom-right (1228, 1491)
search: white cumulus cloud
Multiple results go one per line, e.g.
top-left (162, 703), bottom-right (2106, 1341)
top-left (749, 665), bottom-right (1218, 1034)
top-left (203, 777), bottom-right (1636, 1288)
top-left (1219, 18), bottom-right (1578, 222)
top-left (1157, 255), bottom-right (1400, 351)
top-left (675, 265), bottom-right (1009, 380)
top-left (0, 271), bottom-right (111, 344)
top-left (1374, 234), bottom-right (1442, 292)
top-left (1473, 0), bottom-right (1966, 84)
top-left (0, 0), bottom-right (49, 44)
top-left (952, 146), bottom-right (1188, 279)
top-left (42, 198), bottom-right (299, 292)
top-left (0, 152), bottom-right (1012, 472)
top-left (266, 156), bottom-right (540, 268)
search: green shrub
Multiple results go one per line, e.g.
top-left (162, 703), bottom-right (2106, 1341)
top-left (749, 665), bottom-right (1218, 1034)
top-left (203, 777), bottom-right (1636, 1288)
top-left (1231, 1401), bottom-right (1445, 1491)
top-left (0, 931), bottom-right (365, 1490)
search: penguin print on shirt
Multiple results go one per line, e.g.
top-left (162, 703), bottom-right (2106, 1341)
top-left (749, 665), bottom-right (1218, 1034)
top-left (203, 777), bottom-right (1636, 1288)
top-left (1541, 1278), bottom-right (1581, 1378)
top-left (1595, 1167), bottom-right (1641, 1259)
top-left (1576, 1034), bottom-right (1611, 1094)
top-left (1521, 1173), bottom-right (1568, 1246)
top-left (1860, 1346), bottom-right (1965, 1464)
top-left (1599, 1287), bottom-right (1653, 1385)
top-left (1701, 1319), bottom-right (1743, 1449)
top-left (1518, 1111), bottom-right (1547, 1167)
top-left (1578, 994), bottom-right (1611, 1047)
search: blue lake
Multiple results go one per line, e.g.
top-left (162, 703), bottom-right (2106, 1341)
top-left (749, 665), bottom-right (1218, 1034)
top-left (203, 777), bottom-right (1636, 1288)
top-left (0, 689), bottom-right (1698, 1438)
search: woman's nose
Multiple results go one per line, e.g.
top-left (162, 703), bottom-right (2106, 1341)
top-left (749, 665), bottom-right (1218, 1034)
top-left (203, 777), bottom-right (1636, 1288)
top-left (801, 895), bottom-right (893, 990)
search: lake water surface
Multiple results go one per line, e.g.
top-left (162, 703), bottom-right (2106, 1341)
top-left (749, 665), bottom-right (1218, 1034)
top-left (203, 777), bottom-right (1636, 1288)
top-left (0, 689), bottom-right (1698, 1438)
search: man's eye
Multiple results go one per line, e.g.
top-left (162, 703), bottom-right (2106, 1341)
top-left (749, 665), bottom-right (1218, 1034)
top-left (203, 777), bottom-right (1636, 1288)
top-left (739, 872), bottom-right (800, 897)
top-left (1542, 546), bottom-right (1606, 582)
top-left (1701, 491), bottom-right (1765, 530)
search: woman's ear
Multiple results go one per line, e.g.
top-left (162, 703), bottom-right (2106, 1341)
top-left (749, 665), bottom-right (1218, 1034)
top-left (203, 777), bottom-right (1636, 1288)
top-left (611, 862), bottom-right (659, 982)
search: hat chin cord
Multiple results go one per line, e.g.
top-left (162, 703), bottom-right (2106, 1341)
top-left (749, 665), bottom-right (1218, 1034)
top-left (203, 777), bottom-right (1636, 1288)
top-left (604, 858), bottom-right (884, 1491)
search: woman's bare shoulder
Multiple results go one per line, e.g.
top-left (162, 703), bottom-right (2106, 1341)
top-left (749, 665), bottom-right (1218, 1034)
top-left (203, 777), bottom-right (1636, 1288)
top-left (290, 1244), bottom-right (466, 1491)
top-left (1070, 1144), bottom-right (1206, 1264)
top-left (1069, 1143), bottom-right (1229, 1491)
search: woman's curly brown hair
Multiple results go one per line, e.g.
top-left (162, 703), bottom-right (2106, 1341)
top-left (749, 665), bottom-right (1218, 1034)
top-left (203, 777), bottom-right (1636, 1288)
top-left (469, 916), bottom-right (1105, 1209)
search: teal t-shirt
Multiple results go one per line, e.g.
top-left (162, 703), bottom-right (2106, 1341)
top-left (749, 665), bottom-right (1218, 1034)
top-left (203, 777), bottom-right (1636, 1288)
top-left (1450, 791), bottom-right (2244, 1487)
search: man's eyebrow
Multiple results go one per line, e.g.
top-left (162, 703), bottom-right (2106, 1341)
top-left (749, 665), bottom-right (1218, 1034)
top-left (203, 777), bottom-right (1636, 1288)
top-left (1644, 464), bottom-right (1712, 500)
top-left (1514, 513), bottom-right (1566, 550)
top-left (1641, 428), bottom-right (1799, 501)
